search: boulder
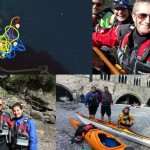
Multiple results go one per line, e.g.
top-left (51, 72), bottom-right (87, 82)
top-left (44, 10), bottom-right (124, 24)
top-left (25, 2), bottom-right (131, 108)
top-left (31, 110), bottom-right (44, 122)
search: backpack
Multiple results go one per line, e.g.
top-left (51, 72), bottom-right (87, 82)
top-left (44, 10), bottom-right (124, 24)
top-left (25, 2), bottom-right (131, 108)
top-left (88, 93), bottom-right (99, 107)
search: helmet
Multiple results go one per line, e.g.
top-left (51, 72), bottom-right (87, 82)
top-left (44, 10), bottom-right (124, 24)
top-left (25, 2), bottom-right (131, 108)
top-left (112, 0), bottom-right (133, 10)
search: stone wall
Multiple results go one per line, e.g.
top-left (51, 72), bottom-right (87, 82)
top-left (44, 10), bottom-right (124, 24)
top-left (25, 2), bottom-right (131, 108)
top-left (56, 75), bottom-right (150, 104)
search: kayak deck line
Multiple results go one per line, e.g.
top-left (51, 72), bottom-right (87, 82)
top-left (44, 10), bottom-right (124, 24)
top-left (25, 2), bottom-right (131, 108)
top-left (76, 111), bottom-right (150, 147)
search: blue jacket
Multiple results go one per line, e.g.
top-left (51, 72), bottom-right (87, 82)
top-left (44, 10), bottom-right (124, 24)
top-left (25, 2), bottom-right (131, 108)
top-left (14, 116), bottom-right (38, 150)
top-left (84, 91), bottom-right (101, 105)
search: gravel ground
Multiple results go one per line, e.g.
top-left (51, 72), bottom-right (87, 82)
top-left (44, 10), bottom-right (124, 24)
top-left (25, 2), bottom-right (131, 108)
top-left (36, 121), bottom-right (56, 150)
top-left (56, 102), bottom-right (150, 150)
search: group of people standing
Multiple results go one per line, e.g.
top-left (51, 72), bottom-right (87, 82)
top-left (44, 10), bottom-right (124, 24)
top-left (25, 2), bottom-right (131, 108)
top-left (92, 0), bottom-right (150, 74)
top-left (0, 98), bottom-right (37, 150)
top-left (85, 86), bottom-right (134, 128)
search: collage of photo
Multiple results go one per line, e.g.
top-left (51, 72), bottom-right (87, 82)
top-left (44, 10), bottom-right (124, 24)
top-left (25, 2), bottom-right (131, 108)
top-left (0, 0), bottom-right (150, 150)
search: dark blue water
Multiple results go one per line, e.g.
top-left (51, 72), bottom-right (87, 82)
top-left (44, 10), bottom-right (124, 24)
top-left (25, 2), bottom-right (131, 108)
top-left (0, 0), bottom-right (91, 73)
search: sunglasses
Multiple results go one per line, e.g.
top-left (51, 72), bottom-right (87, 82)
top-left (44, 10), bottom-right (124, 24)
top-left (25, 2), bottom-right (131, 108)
top-left (134, 13), bottom-right (150, 20)
top-left (92, 2), bottom-right (103, 7)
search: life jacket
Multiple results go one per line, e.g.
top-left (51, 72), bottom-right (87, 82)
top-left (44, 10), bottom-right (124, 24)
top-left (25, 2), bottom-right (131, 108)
top-left (101, 92), bottom-right (112, 105)
top-left (119, 112), bottom-right (133, 124)
top-left (88, 92), bottom-right (99, 107)
top-left (71, 124), bottom-right (96, 143)
top-left (117, 25), bottom-right (150, 74)
top-left (0, 112), bottom-right (10, 136)
top-left (11, 117), bottom-right (29, 147)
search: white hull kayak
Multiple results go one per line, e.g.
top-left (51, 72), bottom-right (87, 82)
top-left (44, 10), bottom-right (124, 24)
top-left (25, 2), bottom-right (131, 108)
top-left (76, 112), bottom-right (150, 148)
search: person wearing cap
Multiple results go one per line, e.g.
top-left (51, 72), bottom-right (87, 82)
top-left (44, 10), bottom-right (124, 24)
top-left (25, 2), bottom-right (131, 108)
top-left (92, 0), bottom-right (150, 74)
top-left (110, 0), bottom-right (134, 27)
top-left (101, 86), bottom-right (113, 122)
top-left (84, 86), bottom-right (101, 119)
top-left (92, 0), bottom-right (113, 32)
top-left (118, 106), bottom-right (134, 127)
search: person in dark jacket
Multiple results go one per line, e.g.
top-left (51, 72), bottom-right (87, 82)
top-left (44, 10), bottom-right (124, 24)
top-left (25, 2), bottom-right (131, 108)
top-left (85, 86), bottom-right (101, 119)
top-left (110, 0), bottom-right (133, 27)
top-left (92, 0), bottom-right (150, 74)
top-left (0, 98), bottom-right (12, 150)
top-left (101, 86), bottom-right (113, 122)
top-left (10, 102), bottom-right (37, 150)
top-left (80, 94), bottom-right (85, 103)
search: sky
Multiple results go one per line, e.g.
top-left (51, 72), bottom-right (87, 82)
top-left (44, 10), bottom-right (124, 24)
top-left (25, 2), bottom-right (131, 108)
top-left (0, 0), bottom-right (91, 73)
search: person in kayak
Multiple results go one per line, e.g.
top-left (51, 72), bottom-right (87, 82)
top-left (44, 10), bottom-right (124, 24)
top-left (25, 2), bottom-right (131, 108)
top-left (118, 106), bottom-right (134, 127)
top-left (92, 0), bottom-right (150, 74)
top-left (101, 86), bottom-right (113, 122)
top-left (110, 0), bottom-right (133, 27)
top-left (10, 102), bottom-right (38, 150)
top-left (85, 86), bottom-right (101, 119)
top-left (0, 98), bottom-right (12, 150)
top-left (92, 0), bottom-right (113, 32)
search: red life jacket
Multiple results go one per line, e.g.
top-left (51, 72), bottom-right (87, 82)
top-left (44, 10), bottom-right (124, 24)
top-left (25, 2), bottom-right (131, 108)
top-left (83, 124), bottom-right (94, 131)
top-left (11, 117), bottom-right (29, 147)
top-left (74, 124), bottom-right (95, 143)
top-left (0, 112), bottom-right (10, 135)
top-left (118, 25), bottom-right (150, 74)
top-left (101, 92), bottom-right (112, 105)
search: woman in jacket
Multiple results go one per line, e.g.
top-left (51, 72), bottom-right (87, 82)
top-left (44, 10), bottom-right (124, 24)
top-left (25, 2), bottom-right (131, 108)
top-left (10, 102), bottom-right (37, 150)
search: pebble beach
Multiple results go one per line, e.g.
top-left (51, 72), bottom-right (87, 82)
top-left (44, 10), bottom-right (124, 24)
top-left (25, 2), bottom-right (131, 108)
top-left (56, 102), bottom-right (150, 150)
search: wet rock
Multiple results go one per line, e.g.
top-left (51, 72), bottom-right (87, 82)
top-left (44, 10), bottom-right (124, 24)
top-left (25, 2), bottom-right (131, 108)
top-left (31, 110), bottom-right (44, 121)
top-left (43, 111), bottom-right (56, 124)
top-left (44, 115), bottom-right (55, 124)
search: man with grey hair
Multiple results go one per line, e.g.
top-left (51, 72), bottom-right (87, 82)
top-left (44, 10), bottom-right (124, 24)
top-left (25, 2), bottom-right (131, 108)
top-left (92, 0), bottom-right (150, 74)
top-left (0, 98), bottom-right (11, 150)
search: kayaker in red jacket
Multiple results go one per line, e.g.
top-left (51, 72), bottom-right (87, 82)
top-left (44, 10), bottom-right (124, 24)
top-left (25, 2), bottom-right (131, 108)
top-left (101, 86), bottom-right (113, 122)
top-left (0, 98), bottom-right (12, 150)
top-left (92, 0), bottom-right (150, 74)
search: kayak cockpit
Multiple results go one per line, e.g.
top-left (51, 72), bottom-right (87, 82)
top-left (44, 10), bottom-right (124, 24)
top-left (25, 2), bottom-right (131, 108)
top-left (99, 134), bottom-right (121, 147)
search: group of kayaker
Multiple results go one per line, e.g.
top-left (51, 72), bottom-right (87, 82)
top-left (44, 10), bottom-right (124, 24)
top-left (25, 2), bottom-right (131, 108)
top-left (0, 98), bottom-right (37, 150)
top-left (92, 0), bottom-right (150, 74)
top-left (85, 86), bottom-right (134, 128)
